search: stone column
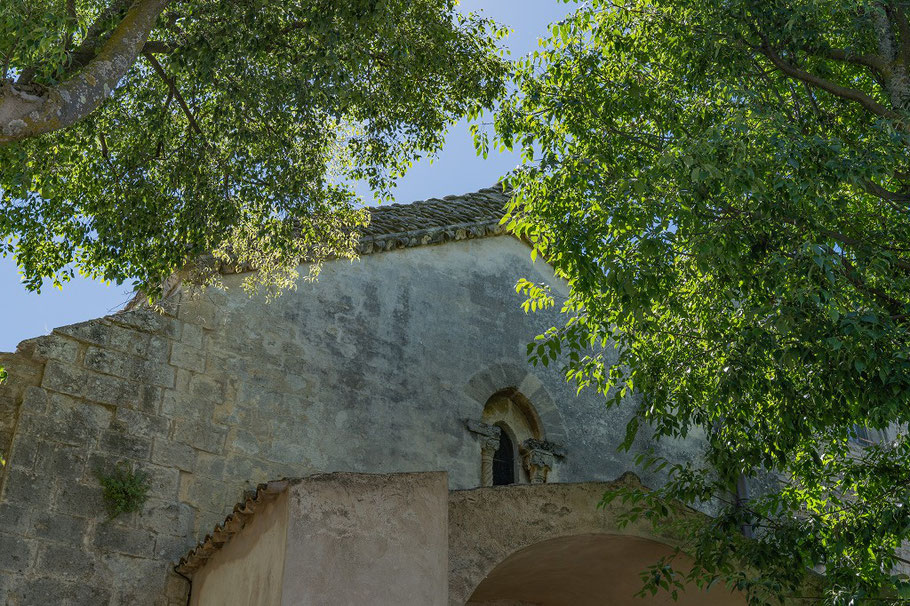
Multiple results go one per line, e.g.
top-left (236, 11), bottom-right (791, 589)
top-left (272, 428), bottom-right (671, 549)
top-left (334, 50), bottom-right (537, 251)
top-left (465, 419), bottom-right (501, 488)
top-left (479, 436), bottom-right (500, 487)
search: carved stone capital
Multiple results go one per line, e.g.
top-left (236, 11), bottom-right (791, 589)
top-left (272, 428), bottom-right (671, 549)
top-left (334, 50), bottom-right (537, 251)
top-left (479, 435), bottom-right (501, 456)
top-left (520, 438), bottom-right (564, 484)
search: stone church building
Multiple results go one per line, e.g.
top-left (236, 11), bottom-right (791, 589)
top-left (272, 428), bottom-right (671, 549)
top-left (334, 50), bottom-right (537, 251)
top-left (0, 187), bottom-right (743, 604)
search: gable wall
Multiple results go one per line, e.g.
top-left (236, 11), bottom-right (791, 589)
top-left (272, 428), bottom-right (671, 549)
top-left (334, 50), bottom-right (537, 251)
top-left (0, 235), bottom-right (706, 605)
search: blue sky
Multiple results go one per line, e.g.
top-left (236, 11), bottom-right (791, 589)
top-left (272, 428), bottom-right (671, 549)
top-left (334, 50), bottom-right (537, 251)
top-left (0, 1), bottom-right (572, 352)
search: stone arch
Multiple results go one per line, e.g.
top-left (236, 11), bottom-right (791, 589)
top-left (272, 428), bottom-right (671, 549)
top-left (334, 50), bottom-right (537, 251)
top-left (463, 361), bottom-right (567, 446)
top-left (447, 475), bottom-right (743, 605)
top-left (464, 533), bottom-right (745, 606)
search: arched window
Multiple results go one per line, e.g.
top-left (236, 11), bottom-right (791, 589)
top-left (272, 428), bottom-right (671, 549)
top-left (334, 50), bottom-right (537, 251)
top-left (492, 429), bottom-right (515, 485)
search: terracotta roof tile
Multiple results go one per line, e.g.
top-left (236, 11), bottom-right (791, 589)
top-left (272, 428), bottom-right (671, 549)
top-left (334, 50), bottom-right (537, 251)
top-left (175, 479), bottom-right (293, 576)
top-left (354, 185), bottom-right (509, 254)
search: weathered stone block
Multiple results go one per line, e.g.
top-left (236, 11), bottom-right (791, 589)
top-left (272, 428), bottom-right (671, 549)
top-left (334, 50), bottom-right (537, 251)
top-left (111, 408), bottom-right (171, 439)
top-left (93, 523), bottom-right (155, 558)
top-left (68, 582), bottom-right (112, 605)
top-left (7, 432), bottom-right (40, 471)
top-left (180, 322), bottom-right (205, 350)
top-left (150, 438), bottom-right (196, 472)
top-left (51, 394), bottom-right (112, 443)
top-left (84, 346), bottom-right (176, 388)
top-left (146, 336), bottom-right (171, 361)
top-left (164, 572), bottom-right (190, 602)
top-left (102, 553), bottom-right (168, 606)
top-left (52, 318), bottom-right (114, 346)
top-left (136, 383), bottom-right (164, 415)
top-left (160, 390), bottom-right (214, 421)
top-left (0, 533), bottom-right (35, 574)
top-left (226, 427), bottom-right (264, 457)
top-left (178, 474), bottom-right (237, 513)
top-left (178, 299), bottom-right (218, 328)
top-left (0, 504), bottom-right (28, 536)
top-left (188, 373), bottom-right (225, 403)
top-left (154, 534), bottom-right (195, 561)
top-left (0, 571), bottom-right (11, 605)
top-left (103, 324), bottom-right (153, 357)
top-left (40, 361), bottom-right (84, 398)
top-left (12, 575), bottom-right (72, 605)
top-left (83, 347), bottom-right (133, 380)
top-left (109, 308), bottom-right (175, 334)
top-left (27, 335), bottom-right (82, 364)
top-left (30, 512), bottom-right (89, 546)
top-left (20, 386), bottom-right (47, 416)
top-left (136, 463), bottom-right (180, 500)
top-left (98, 430), bottom-right (153, 460)
top-left (55, 482), bottom-right (106, 519)
top-left (193, 451), bottom-right (226, 478)
top-left (74, 310), bottom-right (174, 350)
top-left (34, 443), bottom-right (87, 481)
top-left (169, 342), bottom-right (206, 373)
top-left (268, 436), bottom-right (310, 465)
top-left (2, 468), bottom-right (54, 510)
top-left (35, 543), bottom-right (96, 579)
top-left (138, 500), bottom-right (194, 538)
top-left (82, 370), bottom-right (141, 408)
top-left (173, 420), bottom-right (227, 454)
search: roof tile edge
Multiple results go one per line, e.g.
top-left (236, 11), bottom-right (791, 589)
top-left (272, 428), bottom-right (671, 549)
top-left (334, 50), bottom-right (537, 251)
top-left (125, 184), bottom-right (510, 311)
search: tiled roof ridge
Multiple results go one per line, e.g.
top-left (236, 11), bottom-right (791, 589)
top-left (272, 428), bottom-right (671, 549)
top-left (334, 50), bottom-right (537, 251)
top-left (175, 479), bottom-right (295, 576)
top-left (124, 184), bottom-right (511, 310)
top-left (355, 184), bottom-right (509, 254)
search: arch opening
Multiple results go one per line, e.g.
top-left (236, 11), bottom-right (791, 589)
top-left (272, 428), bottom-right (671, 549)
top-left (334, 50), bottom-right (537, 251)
top-left (465, 533), bottom-right (746, 606)
top-left (492, 427), bottom-right (515, 486)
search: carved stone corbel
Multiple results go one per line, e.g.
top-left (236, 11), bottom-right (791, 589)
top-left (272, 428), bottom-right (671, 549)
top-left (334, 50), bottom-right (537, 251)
top-left (465, 420), bottom-right (501, 487)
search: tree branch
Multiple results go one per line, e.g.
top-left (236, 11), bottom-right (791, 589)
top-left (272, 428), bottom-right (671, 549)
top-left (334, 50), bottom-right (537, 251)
top-left (17, 0), bottom-right (136, 86)
top-left (141, 50), bottom-right (203, 137)
top-left (0, 0), bottom-right (171, 145)
top-left (840, 255), bottom-right (909, 318)
top-left (861, 178), bottom-right (910, 215)
top-left (757, 41), bottom-right (902, 123)
top-left (810, 46), bottom-right (890, 73)
top-left (142, 40), bottom-right (175, 55)
top-left (888, 5), bottom-right (910, 65)
top-left (64, 0), bottom-right (77, 54)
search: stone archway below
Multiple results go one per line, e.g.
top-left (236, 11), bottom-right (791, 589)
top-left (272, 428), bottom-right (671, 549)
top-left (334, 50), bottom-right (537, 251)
top-left (448, 477), bottom-right (747, 606)
top-left (465, 533), bottom-right (745, 606)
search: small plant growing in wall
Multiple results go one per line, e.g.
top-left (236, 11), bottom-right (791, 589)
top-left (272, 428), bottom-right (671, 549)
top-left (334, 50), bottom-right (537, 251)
top-left (96, 463), bottom-right (150, 518)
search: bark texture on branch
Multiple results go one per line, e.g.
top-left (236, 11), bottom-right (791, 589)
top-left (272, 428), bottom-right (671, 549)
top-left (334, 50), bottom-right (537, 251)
top-left (0, 0), bottom-right (170, 146)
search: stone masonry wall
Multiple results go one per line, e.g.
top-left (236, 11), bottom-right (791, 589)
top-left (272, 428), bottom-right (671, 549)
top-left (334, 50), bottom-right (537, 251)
top-left (0, 235), bottom-right (709, 605)
top-left (0, 351), bottom-right (42, 474)
top-left (0, 304), bottom-right (199, 605)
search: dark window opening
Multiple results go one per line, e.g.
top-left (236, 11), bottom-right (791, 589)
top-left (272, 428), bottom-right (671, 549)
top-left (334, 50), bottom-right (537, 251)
top-left (492, 430), bottom-right (515, 485)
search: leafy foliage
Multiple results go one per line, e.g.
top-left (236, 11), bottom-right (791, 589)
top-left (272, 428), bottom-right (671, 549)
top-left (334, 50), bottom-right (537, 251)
top-left (0, 0), bottom-right (507, 296)
top-left (96, 462), bottom-right (150, 518)
top-left (495, 0), bottom-right (910, 603)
